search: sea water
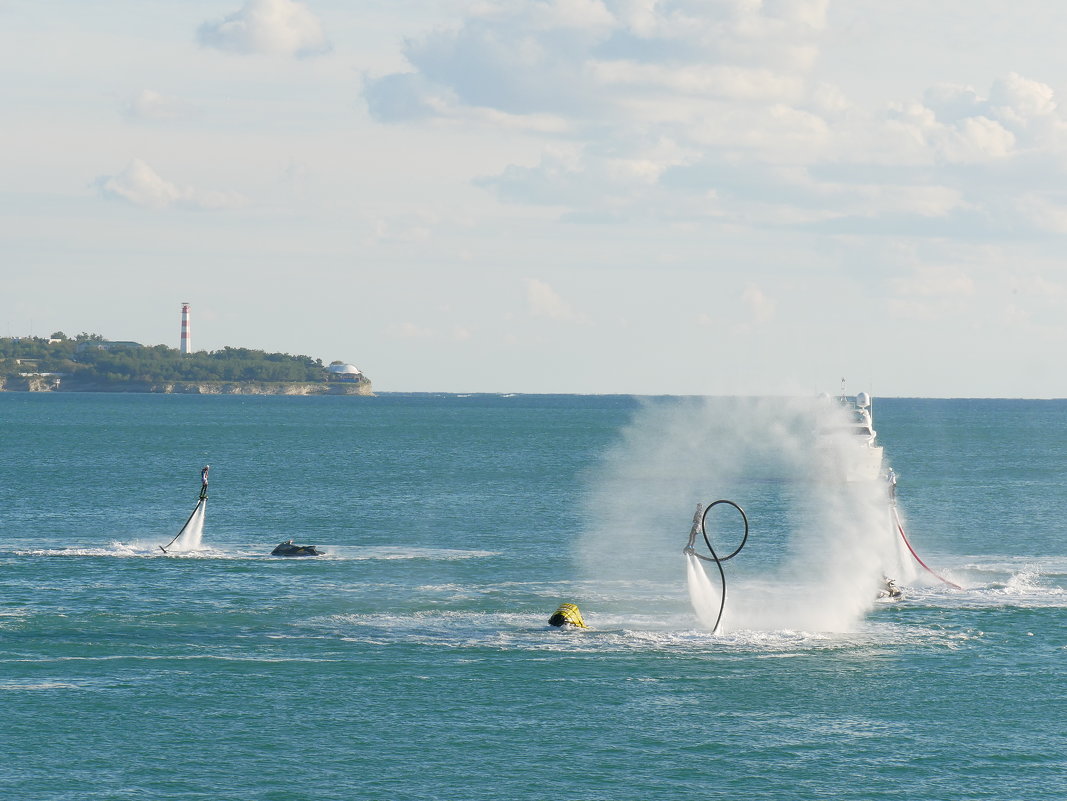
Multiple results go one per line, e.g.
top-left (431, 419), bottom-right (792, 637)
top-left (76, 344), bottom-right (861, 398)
top-left (1, 393), bottom-right (1065, 800)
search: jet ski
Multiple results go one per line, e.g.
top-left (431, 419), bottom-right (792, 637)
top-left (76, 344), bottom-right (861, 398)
top-left (271, 540), bottom-right (324, 557)
top-left (878, 577), bottom-right (903, 600)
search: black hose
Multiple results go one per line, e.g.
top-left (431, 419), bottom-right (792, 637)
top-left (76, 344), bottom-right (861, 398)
top-left (161, 497), bottom-right (204, 553)
top-left (700, 500), bottom-right (748, 562)
top-left (683, 499), bottom-right (749, 633)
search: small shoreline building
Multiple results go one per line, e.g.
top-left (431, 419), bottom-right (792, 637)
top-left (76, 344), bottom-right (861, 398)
top-left (326, 362), bottom-right (365, 383)
top-left (74, 340), bottom-right (143, 354)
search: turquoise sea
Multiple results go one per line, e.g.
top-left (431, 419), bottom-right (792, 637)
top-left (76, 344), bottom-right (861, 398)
top-left (2, 393), bottom-right (1065, 800)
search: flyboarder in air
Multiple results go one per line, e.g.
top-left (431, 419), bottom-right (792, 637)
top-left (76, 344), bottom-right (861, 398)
top-left (160, 466), bottom-right (210, 554)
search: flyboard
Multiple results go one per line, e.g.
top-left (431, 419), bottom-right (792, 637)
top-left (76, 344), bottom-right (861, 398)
top-left (160, 465), bottom-right (209, 554)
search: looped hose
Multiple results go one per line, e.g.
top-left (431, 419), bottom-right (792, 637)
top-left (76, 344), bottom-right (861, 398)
top-left (700, 500), bottom-right (749, 562)
top-left (684, 499), bottom-right (749, 633)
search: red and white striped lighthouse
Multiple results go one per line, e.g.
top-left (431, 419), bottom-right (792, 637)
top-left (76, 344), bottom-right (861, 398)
top-left (180, 302), bottom-right (191, 354)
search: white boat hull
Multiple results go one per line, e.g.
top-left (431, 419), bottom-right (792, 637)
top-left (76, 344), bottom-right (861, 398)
top-left (843, 444), bottom-right (883, 483)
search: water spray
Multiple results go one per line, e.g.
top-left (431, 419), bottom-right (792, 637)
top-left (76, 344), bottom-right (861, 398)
top-left (884, 467), bottom-right (960, 589)
top-left (160, 465), bottom-right (209, 554)
top-left (683, 499), bottom-right (750, 633)
top-left (891, 501), bottom-right (961, 590)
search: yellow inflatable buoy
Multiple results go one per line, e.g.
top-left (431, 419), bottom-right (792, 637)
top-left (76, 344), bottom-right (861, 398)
top-left (548, 602), bottom-right (587, 628)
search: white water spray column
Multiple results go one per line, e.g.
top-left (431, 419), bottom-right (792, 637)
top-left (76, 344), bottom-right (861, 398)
top-left (180, 302), bottom-right (191, 354)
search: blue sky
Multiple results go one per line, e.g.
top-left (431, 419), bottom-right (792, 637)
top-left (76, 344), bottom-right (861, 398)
top-left (3, 0), bottom-right (1067, 396)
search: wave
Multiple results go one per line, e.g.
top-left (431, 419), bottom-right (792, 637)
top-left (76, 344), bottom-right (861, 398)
top-left (11, 541), bottom-right (233, 559)
top-left (1, 654), bottom-right (346, 666)
top-left (897, 556), bottom-right (1067, 608)
top-left (306, 609), bottom-right (981, 654)
top-left (330, 546), bottom-right (500, 561)
top-left (8, 542), bottom-right (500, 561)
top-left (0, 681), bottom-right (82, 691)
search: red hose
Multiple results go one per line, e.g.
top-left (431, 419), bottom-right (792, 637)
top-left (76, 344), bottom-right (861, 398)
top-left (892, 506), bottom-right (962, 590)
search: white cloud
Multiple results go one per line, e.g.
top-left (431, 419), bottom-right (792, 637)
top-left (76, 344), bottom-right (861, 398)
top-left (198, 0), bottom-right (330, 58)
top-left (95, 160), bottom-right (246, 211)
top-left (462, 107), bottom-right (571, 133)
top-left (524, 0), bottom-right (616, 30)
top-left (887, 105), bottom-right (1017, 164)
top-left (364, 0), bottom-right (825, 122)
top-left (478, 145), bottom-right (676, 208)
top-left (947, 116), bottom-right (1016, 162)
top-left (525, 278), bottom-right (585, 322)
top-left (686, 103), bottom-right (831, 153)
top-left (854, 184), bottom-right (964, 218)
top-left (125, 89), bottom-right (186, 122)
top-left (609, 0), bottom-right (827, 69)
top-left (989, 73), bottom-right (1057, 119)
top-left (741, 284), bottom-right (775, 324)
top-left (917, 74), bottom-right (1061, 153)
top-left (588, 61), bottom-right (806, 102)
top-left (362, 0), bottom-right (1067, 241)
top-left (362, 73), bottom-right (456, 122)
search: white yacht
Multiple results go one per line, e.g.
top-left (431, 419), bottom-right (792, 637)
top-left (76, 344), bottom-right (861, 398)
top-left (818, 391), bottom-right (884, 482)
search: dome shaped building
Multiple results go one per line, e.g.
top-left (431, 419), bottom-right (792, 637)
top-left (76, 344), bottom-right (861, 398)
top-left (327, 362), bottom-right (364, 382)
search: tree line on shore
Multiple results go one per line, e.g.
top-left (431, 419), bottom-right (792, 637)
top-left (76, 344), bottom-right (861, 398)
top-left (1, 333), bottom-right (331, 384)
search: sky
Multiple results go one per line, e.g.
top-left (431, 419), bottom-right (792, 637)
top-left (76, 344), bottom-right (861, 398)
top-left (3, 0), bottom-right (1067, 396)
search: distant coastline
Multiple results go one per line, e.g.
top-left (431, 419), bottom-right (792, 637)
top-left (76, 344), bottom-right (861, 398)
top-left (0, 333), bottom-right (373, 396)
top-left (0, 375), bottom-right (373, 395)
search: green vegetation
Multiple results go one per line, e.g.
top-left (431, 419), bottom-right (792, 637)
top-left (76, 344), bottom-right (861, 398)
top-left (0, 334), bottom-right (331, 385)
